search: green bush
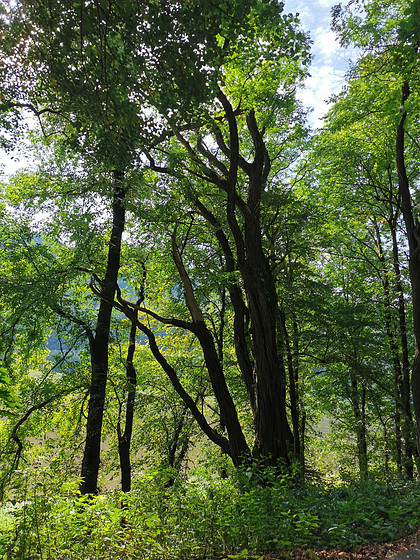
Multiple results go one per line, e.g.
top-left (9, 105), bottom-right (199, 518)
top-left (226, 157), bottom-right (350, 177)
top-left (2, 464), bottom-right (420, 559)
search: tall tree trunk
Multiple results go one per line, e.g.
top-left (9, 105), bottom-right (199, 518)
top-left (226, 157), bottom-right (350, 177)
top-left (217, 90), bottom-right (294, 466)
top-left (241, 120), bottom-right (294, 465)
top-left (395, 82), bottom-right (420, 460)
top-left (117, 270), bottom-right (145, 493)
top-left (80, 170), bottom-right (126, 495)
top-left (390, 223), bottom-right (414, 478)
top-left (374, 221), bottom-right (412, 476)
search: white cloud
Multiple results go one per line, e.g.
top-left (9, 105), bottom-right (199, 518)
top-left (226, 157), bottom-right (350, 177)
top-left (316, 0), bottom-right (338, 7)
top-left (313, 28), bottom-right (341, 59)
top-left (284, 0), bottom-right (355, 126)
top-left (299, 64), bottom-right (346, 126)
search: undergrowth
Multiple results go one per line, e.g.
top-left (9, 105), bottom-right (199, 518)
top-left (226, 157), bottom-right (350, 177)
top-left (1, 463), bottom-right (420, 559)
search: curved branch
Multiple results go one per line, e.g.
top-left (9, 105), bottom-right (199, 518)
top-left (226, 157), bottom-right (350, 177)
top-left (127, 312), bottom-right (232, 455)
top-left (115, 284), bottom-right (195, 332)
top-left (172, 228), bottom-right (206, 324)
top-left (114, 285), bottom-right (250, 464)
top-left (216, 89), bottom-right (246, 263)
top-left (51, 305), bottom-right (95, 347)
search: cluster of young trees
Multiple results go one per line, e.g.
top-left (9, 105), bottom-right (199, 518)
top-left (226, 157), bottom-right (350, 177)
top-left (0, 0), bottom-right (419, 495)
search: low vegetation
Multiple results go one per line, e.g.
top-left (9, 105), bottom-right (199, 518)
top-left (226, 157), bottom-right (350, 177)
top-left (1, 463), bottom-right (420, 559)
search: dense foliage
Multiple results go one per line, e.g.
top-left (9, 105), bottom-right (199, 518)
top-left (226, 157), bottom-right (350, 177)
top-left (1, 0), bottom-right (420, 557)
top-left (2, 465), bottom-right (420, 559)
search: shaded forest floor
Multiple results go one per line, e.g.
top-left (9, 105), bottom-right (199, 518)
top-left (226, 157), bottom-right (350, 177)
top-left (264, 528), bottom-right (420, 560)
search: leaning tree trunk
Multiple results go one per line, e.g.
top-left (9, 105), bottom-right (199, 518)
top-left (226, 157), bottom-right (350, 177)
top-left (80, 170), bottom-right (126, 495)
top-left (172, 236), bottom-right (252, 466)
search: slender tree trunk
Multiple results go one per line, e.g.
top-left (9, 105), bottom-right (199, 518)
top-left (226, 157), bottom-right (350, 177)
top-left (395, 82), bottom-right (420, 460)
top-left (80, 170), bottom-right (126, 495)
top-left (383, 423), bottom-right (390, 474)
top-left (350, 375), bottom-right (368, 480)
top-left (374, 222), bottom-right (412, 476)
top-left (280, 310), bottom-right (301, 462)
top-left (117, 314), bottom-right (137, 493)
top-left (292, 320), bottom-right (306, 469)
top-left (395, 382), bottom-right (403, 475)
top-left (390, 225), bottom-right (414, 478)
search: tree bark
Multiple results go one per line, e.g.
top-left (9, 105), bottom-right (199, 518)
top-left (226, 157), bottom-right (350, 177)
top-left (395, 82), bottom-right (420, 461)
top-left (117, 314), bottom-right (137, 493)
top-left (80, 170), bottom-right (126, 495)
top-left (350, 375), bottom-right (368, 480)
top-left (172, 234), bottom-right (251, 466)
top-left (390, 223), bottom-right (414, 478)
top-left (374, 221), bottom-right (413, 476)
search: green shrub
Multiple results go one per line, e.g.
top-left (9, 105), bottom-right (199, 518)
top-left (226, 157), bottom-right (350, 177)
top-left (2, 464), bottom-right (420, 559)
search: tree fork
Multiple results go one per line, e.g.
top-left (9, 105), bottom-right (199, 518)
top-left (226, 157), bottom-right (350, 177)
top-left (171, 231), bottom-right (251, 465)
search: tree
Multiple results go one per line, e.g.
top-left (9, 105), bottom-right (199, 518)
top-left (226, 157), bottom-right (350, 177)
top-left (0, 0), bottom-right (310, 488)
top-left (116, 62), bottom-right (311, 470)
top-left (330, 0), bottom-right (420, 468)
top-left (0, 204), bottom-right (93, 491)
top-left (313, 74), bottom-right (417, 476)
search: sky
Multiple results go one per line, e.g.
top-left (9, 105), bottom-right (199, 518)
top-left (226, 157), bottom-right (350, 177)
top-left (284, 0), bottom-right (356, 126)
top-left (0, 0), bottom-right (355, 176)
